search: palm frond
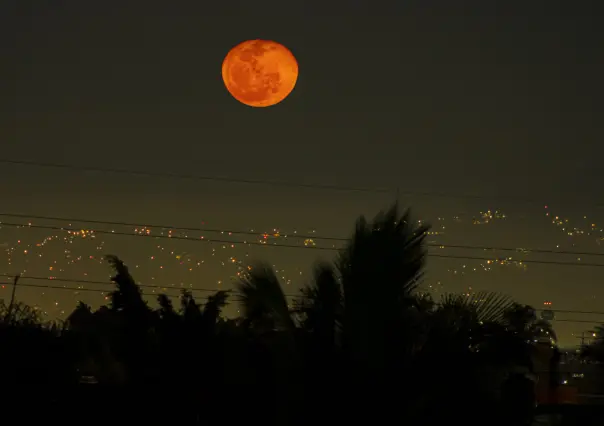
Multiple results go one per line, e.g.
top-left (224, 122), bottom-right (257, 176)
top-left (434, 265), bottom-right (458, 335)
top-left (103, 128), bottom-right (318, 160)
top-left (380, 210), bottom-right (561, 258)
top-left (336, 203), bottom-right (430, 372)
top-left (202, 290), bottom-right (230, 323)
top-left (413, 292), bottom-right (435, 312)
top-left (157, 294), bottom-right (175, 314)
top-left (180, 290), bottom-right (202, 322)
top-left (105, 255), bottom-right (148, 314)
top-left (237, 262), bottom-right (294, 331)
top-left (66, 301), bottom-right (93, 329)
top-left (438, 292), bottom-right (514, 324)
top-left (502, 303), bottom-right (537, 332)
top-left (338, 203), bottom-right (429, 309)
top-left (294, 262), bottom-right (342, 343)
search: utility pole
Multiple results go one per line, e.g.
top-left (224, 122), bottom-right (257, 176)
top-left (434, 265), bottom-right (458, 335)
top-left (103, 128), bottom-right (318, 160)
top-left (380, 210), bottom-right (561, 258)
top-left (5, 275), bottom-right (20, 321)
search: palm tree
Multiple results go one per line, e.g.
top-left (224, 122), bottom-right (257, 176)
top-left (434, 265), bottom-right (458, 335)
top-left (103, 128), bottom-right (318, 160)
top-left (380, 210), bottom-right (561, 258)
top-left (293, 261), bottom-right (342, 350)
top-left (105, 255), bottom-right (157, 382)
top-left (238, 263), bottom-right (296, 333)
top-left (201, 290), bottom-right (230, 330)
top-left (418, 292), bottom-right (515, 367)
top-left (238, 202), bottom-right (428, 354)
top-left (499, 303), bottom-right (558, 373)
top-left (64, 255), bottom-right (155, 384)
top-left (157, 293), bottom-right (178, 321)
top-left (236, 263), bottom-right (303, 424)
top-left (406, 292), bottom-right (516, 422)
top-left (105, 254), bottom-right (151, 320)
top-left (235, 203), bottom-right (561, 424)
top-left (236, 203), bottom-right (430, 423)
top-left (149, 288), bottom-right (233, 418)
top-left (316, 204), bottom-right (431, 425)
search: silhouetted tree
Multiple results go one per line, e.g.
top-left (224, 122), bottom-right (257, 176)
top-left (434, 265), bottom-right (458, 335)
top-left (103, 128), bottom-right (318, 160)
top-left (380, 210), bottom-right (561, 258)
top-left (2, 202), bottom-right (569, 425)
top-left (500, 303), bottom-right (557, 372)
top-left (237, 263), bottom-right (302, 425)
top-left (236, 203), bottom-right (430, 424)
top-left (294, 261), bottom-right (342, 354)
top-left (582, 325), bottom-right (604, 363)
top-left (0, 300), bottom-right (43, 326)
top-left (337, 204), bottom-right (428, 380)
top-left (410, 292), bottom-right (515, 423)
top-left (236, 203), bottom-right (558, 425)
top-left (0, 300), bottom-right (76, 387)
top-left (582, 325), bottom-right (604, 394)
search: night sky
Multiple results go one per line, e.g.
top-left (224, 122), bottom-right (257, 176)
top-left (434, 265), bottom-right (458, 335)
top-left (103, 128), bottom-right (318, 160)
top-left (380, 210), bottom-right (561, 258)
top-left (1, 1), bottom-right (603, 346)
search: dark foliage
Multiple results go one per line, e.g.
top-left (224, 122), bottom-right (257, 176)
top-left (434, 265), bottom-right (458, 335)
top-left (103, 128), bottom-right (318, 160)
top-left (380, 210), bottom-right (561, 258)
top-left (0, 203), bottom-right (576, 425)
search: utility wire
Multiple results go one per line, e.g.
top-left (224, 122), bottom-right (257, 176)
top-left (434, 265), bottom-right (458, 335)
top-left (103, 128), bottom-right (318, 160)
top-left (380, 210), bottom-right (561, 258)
top-left (427, 253), bottom-right (604, 267)
top-left (2, 213), bottom-right (604, 258)
top-left (2, 274), bottom-right (604, 318)
top-left (1, 158), bottom-right (601, 207)
top-left (0, 273), bottom-right (223, 294)
top-left (2, 282), bottom-right (191, 298)
top-left (2, 280), bottom-right (601, 326)
top-left (1, 221), bottom-right (604, 268)
top-left (0, 159), bottom-right (390, 194)
top-left (0, 212), bottom-right (348, 242)
top-left (0, 273), bottom-right (283, 297)
top-left (0, 282), bottom-right (221, 303)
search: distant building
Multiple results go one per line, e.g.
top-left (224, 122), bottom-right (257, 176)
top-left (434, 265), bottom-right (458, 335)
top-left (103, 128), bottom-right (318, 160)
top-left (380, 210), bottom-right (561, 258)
top-left (541, 301), bottom-right (555, 321)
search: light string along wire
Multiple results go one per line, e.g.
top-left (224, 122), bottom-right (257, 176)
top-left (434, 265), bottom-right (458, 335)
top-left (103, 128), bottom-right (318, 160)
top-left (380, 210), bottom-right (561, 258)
top-left (1, 214), bottom-right (604, 262)
top-left (2, 215), bottom-right (603, 310)
top-left (1, 217), bottom-right (603, 318)
top-left (1, 221), bottom-right (603, 268)
top-left (1, 160), bottom-right (603, 325)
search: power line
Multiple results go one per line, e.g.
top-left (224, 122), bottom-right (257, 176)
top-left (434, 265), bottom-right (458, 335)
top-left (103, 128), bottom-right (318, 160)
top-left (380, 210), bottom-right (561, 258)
top-left (552, 309), bottom-right (604, 316)
top-left (0, 273), bottom-right (223, 294)
top-left (2, 221), bottom-right (604, 268)
top-left (2, 274), bottom-right (604, 320)
top-left (1, 158), bottom-right (601, 207)
top-left (0, 158), bottom-right (391, 194)
top-left (1, 282), bottom-right (191, 298)
top-left (0, 212), bottom-right (347, 242)
top-left (0, 282), bottom-right (224, 305)
top-left (434, 245), bottom-right (604, 257)
top-left (2, 213), bottom-right (604, 258)
top-left (427, 253), bottom-right (604, 267)
top-left (553, 319), bottom-right (603, 324)
top-left (2, 282), bottom-right (600, 326)
top-left (0, 273), bottom-right (284, 298)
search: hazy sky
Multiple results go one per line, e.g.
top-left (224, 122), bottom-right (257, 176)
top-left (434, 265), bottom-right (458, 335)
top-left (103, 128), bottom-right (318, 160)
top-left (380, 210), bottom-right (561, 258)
top-left (1, 0), bottom-right (603, 345)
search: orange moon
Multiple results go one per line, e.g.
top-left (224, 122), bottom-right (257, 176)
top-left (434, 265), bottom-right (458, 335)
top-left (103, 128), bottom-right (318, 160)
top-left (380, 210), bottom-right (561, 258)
top-left (222, 39), bottom-right (298, 107)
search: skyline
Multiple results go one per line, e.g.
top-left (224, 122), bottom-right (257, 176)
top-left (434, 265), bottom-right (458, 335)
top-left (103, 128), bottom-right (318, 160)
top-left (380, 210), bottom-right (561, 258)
top-left (2, 1), bottom-right (603, 350)
top-left (1, 179), bottom-right (603, 347)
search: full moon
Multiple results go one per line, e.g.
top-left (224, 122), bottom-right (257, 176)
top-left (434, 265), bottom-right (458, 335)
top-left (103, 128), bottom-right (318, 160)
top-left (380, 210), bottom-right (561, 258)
top-left (222, 39), bottom-right (298, 108)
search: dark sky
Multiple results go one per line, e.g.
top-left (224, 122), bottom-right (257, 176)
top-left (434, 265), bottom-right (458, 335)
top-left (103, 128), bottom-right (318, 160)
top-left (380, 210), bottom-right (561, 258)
top-left (0, 0), bottom-right (603, 346)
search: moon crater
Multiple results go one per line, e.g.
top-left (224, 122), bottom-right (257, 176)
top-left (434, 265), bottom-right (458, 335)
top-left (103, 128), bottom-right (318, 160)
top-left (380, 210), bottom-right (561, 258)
top-left (222, 40), bottom-right (298, 107)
